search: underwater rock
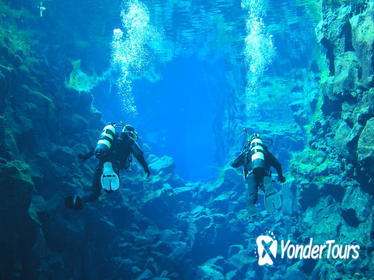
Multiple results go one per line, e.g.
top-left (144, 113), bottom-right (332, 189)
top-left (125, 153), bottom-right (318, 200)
top-left (340, 208), bottom-right (361, 228)
top-left (357, 117), bottom-right (374, 163)
top-left (350, 6), bottom-right (374, 86)
top-left (139, 183), bottom-right (181, 228)
top-left (227, 252), bottom-right (253, 271)
top-left (333, 119), bottom-right (362, 159)
top-left (0, 0), bottom-right (373, 278)
top-left (290, 3), bottom-right (374, 278)
top-left (196, 264), bottom-right (225, 280)
top-left (284, 263), bottom-right (308, 280)
top-left (0, 160), bottom-right (34, 213)
top-left (282, 180), bottom-right (298, 215)
top-left (290, 100), bottom-right (310, 128)
top-left (0, 160), bottom-right (40, 277)
top-left (341, 185), bottom-right (372, 221)
top-left (316, 5), bottom-right (353, 74)
top-left (298, 183), bottom-right (320, 210)
top-left (331, 52), bottom-right (360, 95)
top-left (135, 269), bottom-right (154, 280)
top-left (199, 168), bottom-right (242, 199)
top-left (50, 145), bottom-right (75, 166)
top-left (149, 155), bottom-right (176, 175)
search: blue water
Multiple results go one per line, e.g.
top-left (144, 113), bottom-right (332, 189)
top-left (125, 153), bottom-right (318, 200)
top-left (89, 0), bottom-right (315, 182)
top-left (7, 0), bottom-right (370, 279)
top-left (93, 55), bottom-right (227, 181)
top-left (134, 56), bottom-right (227, 181)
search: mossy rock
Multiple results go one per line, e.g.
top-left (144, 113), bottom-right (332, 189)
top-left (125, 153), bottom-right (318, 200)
top-left (50, 145), bottom-right (76, 166)
top-left (357, 117), bottom-right (374, 162)
top-left (197, 264), bottom-right (225, 280)
top-left (332, 52), bottom-right (361, 95)
top-left (350, 5), bottom-right (374, 85)
top-left (333, 120), bottom-right (362, 158)
top-left (0, 160), bottom-right (34, 213)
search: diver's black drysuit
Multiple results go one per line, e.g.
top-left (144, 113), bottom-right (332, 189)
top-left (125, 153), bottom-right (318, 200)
top-left (231, 144), bottom-right (285, 215)
top-left (79, 133), bottom-right (150, 203)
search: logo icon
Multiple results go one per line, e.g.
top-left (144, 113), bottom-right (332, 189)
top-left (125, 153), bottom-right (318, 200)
top-left (255, 231), bottom-right (360, 266)
top-left (256, 232), bottom-right (277, 266)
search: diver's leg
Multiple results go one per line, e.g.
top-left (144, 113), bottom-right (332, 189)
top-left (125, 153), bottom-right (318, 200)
top-left (82, 165), bottom-right (102, 203)
top-left (246, 173), bottom-right (258, 216)
top-left (264, 179), bottom-right (281, 214)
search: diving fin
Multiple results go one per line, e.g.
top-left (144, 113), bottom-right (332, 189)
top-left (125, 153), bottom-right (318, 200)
top-left (264, 191), bottom-right (282, 214)
top-left (101, 162), bottom-right (120, 192)
top-left (65, 195), bottom-right (84, 210)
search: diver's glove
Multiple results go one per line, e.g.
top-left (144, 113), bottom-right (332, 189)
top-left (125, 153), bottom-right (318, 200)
top-left (278, 175), bottom-right (286, 183)
top-left (78, 153), bottom-right (90, 162)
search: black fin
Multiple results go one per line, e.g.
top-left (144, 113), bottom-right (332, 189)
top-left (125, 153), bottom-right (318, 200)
top-left (65, 195), bottom-right (84, 210)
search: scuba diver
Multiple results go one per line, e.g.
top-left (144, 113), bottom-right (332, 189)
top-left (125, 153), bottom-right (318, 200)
top-left (65, 122), bottom-right (150, 210)
top-left (231, 132), bottom-right (286, 217)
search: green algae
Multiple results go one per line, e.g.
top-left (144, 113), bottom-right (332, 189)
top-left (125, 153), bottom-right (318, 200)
top-left (0, 3), bottom-right (35, 56)
top-left (295, 0), bottom-right (322, 23)
top-left (65, 60), bottom-right (109, 92)
top-left (0, 159), bottom-right (33, 186)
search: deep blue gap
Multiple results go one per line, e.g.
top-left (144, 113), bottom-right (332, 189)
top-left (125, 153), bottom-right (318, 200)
top-left (134, 56), bottom-right (226, 181)
top-left (92, 55), bottom-right (227, 182)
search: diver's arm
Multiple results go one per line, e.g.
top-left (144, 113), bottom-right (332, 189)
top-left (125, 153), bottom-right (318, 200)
top-left (130, 141), bottom-right (150, 177)
top-left (231, 151), bottom-right (245, 168)
top-left (266, 150), bottom-right (286, 182)
top-left (78, 148), bottom-right (94, 161)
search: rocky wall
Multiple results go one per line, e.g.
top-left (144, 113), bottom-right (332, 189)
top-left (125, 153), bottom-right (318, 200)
top-left (289, 1), bottom-right (373, 278)
top-left (0, 1), bottom-right (106, 278)
top-left (0, 0), bottom-right (373, 279)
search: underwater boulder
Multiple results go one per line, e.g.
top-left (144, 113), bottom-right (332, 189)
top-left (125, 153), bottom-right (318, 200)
top-left (333, 119), bottom-right (362, 159)
top-left (0, 160), bottom-right (34, 214)
top-left (340, 208), bottom-right (361, 228)
top-left (282, 180), bottom-right (298, 215)
top-left (166, 241), bottom-right (189, 260)
top-left (172, 184), bottom-right (196, 202)
top-left (201, 256), bottom-right (239, 278)
top-left (135, 269), bottom-right (154, 280)
top-left (350, 6), bottom-right (374, 86)
top-left (315, 5), bottom-right (354, 73)
top-left (194, 214), bottom-right (213, 232)
top-left (196, 264), bottom-right (225, 280)
top-left (139, 186), bottom-right (179, 227)
top-left (0, 160), bottom-right (39, 276)
top-left (290, 100), bottom-right (310, 127)
top-left (284, 263), bottom-right (308, 280)
top-left (227, 252), bottom-right (253, 271)
top-left (149, 155), bottom-right (175, 176)
top-left (209, 191), bottom-right (236, 212)
top-left (341, 185), bottom-right (372, 222)
top-left (298, 183), bottom-right (320, 210)
top-left (357, 117), bottom-right (374, 163)
top-left (50, 145), bottom-right (76, 166)
top-left (41, 211), bottom-right (85, 254)
top-left (198, 168), bottom-right (242, 204)
top-left (17, 85), bottom-right (56, 130)
top-left (331, 52), bottom-right (361, 96)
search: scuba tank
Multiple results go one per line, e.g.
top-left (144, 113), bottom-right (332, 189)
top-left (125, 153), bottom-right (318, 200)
top-left (94, 123), bottom-right (121, 192)
top-left (250, 134), bottom-right (266, 172)
top-left (95, 124), bottom-right (116, 160)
